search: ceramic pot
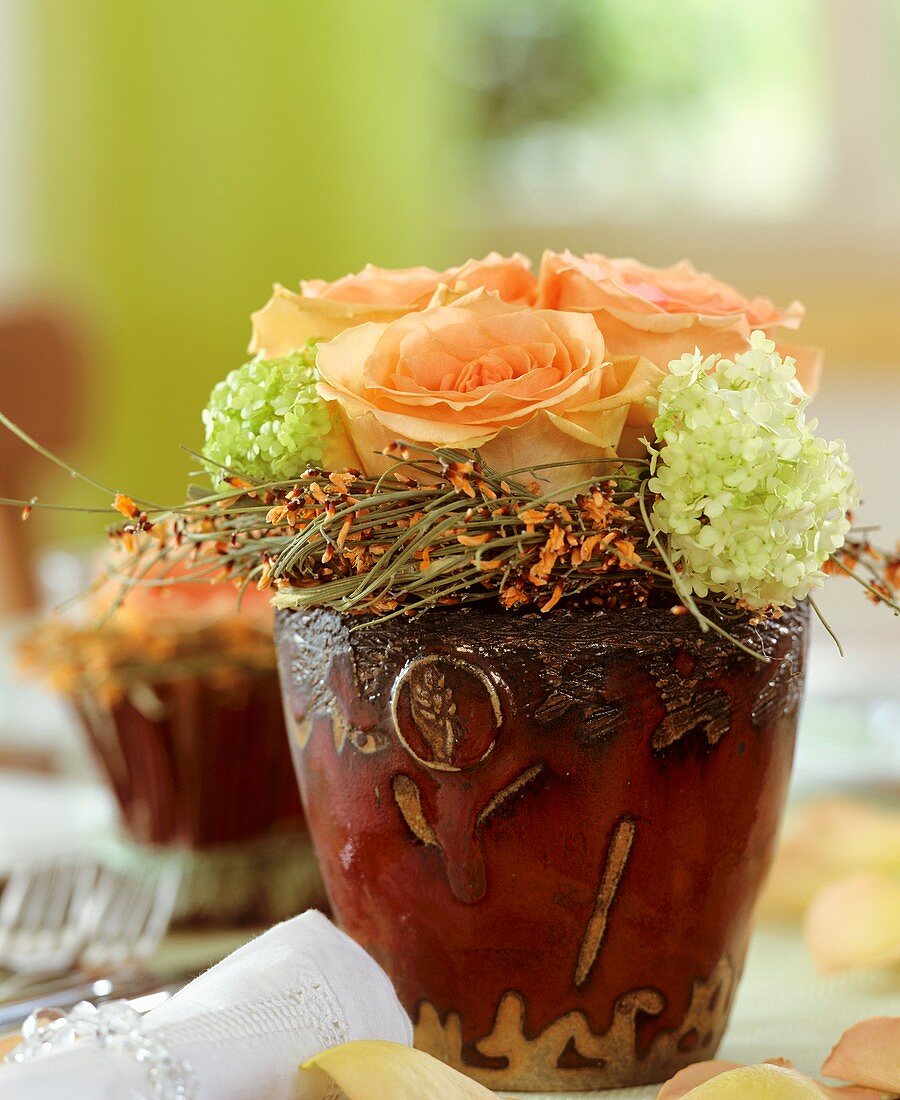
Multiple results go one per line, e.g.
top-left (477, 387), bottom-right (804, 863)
top-left (76, 669), bottom-right (326, 925)
top-left (276, 602), bottom-right (807, 1091)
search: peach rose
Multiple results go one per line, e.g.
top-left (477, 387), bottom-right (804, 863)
top-left (538, 250), bottom-right (821, 395)
top-left (250, 253), bottom-right (536, 358)
top-left (315, 291), bottom-right (662, 493)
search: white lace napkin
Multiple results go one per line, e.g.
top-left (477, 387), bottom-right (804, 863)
top-left (0, 909), bottom-right (412, 1099)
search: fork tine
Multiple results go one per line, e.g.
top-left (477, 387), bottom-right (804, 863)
top-left (96, 868), bottom-right (148, 943)
top-left (18, 863), bottom-right (56, 935)
top-left (0, 864), bottom-right (37, 933)
top-left (43, 861), bottom-right (78, 933)
top-left (133, 865), bottom-right (181, 959)
top-left (81, 868), bottom-right (153, 968)
top-left (70, 860), bottom-right (101, 919)
top-left (74, 865), bottom-right (120, 943)
top-left (119, 877), bottom-right (158, 952)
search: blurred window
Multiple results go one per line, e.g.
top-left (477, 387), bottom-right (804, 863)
top-left (444, 0), bottom-right (897, 230)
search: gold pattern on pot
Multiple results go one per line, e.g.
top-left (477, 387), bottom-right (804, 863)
top-left (414, 955), bottom-right (736, 1092)
top-left (391, 762), bottom-right (546, 905)
top-left (574, 813), bottom-right (637, 988)
top-left (390, 655), bottom-right (502, 771)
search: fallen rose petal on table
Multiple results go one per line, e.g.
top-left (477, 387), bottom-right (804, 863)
top-left (664, 1063), bottom-right (834, 1098)
top-left (301, 1040), bottom-right (511, 1099)
top-left (758, 799), bottom-right (900, 922)
top-left (805, 872), bottom-right (900, 972)
top-left (656, 1058), bottom-right (882, 1100)
top-left (822, 1017), bottom-right (900, 1094)
top-left (658, 1059), bottom-right (795, 1098)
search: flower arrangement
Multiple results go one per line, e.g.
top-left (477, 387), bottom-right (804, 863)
top-left (3, 250), bottom-right (897, 653)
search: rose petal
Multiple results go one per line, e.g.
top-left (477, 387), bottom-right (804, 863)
top-left (445, 251), bottom-right (537, 305)
top-left (538, 250), bottom-right (802, 329)
top-left (302, 1039), bottom-right (502, 1099)
top-left (759, 799), bottom-right (900, 923)
top-left (804, 872), bottom-right (900, 973)
top-left (250, 285), bottom-right (413, 358)
top-left (669, 1063), bottom-right (831, 1098)
top-left (822, 1017), bottom-right (900, 1093)
top-left (658, 1059), bottom-right (885, 1100)
top-left (657, 1060), bottom-right (746, 1098)
top-left (301, 263), bottom-right (443, 305)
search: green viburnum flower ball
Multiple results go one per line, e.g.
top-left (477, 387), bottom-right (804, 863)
top-left (201, 342), bottom-right (332, 482)
top-left (648, 331), bottom-right (858, 609)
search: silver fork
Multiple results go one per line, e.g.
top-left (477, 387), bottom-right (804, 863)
top-left (0, 858), bottom-right (102, 975)
top-left (0, 859), bottom-right (183, 1030)
top-left (79, 863), bottom-right (181, 971)
top-left (0, 859), bottom-right (181, 978)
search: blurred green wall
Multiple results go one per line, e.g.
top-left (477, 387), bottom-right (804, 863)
top-left (30, 1), bottom-right (458, 523)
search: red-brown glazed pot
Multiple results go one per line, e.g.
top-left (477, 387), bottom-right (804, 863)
top-left (275, 602), bottom-right (807, 1091)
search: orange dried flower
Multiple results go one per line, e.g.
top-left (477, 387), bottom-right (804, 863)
top-left (541, 582), bottom-right (564, 613)
top-left (114, 493), bottom-right (140, 520)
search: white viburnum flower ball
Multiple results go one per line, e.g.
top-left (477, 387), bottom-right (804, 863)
top-left (648, 331), bottom-right (858, 609)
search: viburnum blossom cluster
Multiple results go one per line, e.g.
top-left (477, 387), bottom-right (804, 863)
top-left (202, 343), bottom-right (331, 481)
top-left (648, 332), bottom-right (858, 608)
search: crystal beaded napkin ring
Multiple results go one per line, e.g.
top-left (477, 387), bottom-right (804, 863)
top-left (5, 1000), bottom-right (194, 1099)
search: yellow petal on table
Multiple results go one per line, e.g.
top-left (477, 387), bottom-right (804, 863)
top-left (301, 1040), bottom-right (507, 1099)
top-left (658, 1059), bottom-right (798, 1099)
top-left (804, 872), bottom-right (900, 973)
top-left (657, 1059), bottom-right (881, 1100)
top-left (822, 1017), bottom-right (900, 1094)
top-left (666, 1063), bottom-right (831, 1098)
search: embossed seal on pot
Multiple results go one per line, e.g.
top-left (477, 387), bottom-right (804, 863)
top-left (390, 654), bottom-right (502, 771)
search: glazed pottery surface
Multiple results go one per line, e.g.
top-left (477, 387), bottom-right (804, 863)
top-left (276, 603), bottom-right (808, 1091)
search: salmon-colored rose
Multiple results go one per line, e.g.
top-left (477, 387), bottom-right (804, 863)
top-left (299, 264), bottom-right (445, 306)
top-left (315, 291), bottom-right (662, 493)
top-left (443, 252), bottom-right (537, 305)
top-left (537, 250), bottom-right (821, 396)
top-left (250, 254), bottom-right (536, 359)
top-left (110, 561), bottom-right (274, 631)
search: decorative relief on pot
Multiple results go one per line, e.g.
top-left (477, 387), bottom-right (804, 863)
top-left (533, 662), bottom-right (622, 745)
top-left (574, 814), bottom-right (637, 988)
top-left (649, 647), bottom-right (732, 751)
top-left (289, 696), bottom-right (389, 757)
top-left (390, 654), bottom-right (502, 771)
top-left (391, 762), bottom-right (546, 905)
top-left (414, 956), bottom-right (736, 1092)
top-left (392, 774), bottom-right (439, 849)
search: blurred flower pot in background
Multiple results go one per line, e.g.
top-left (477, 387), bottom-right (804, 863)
top-left (21, 582), bottom-right (326, 926)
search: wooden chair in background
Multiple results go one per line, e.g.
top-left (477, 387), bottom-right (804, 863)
top-left (0, 305), bottom-right (84, 617)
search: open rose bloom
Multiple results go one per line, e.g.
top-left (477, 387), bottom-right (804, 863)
top-left (247, 250), bottom-right (824, 494)
top-left (538, 250), bottom-right (822, 397)
top-left (316, 289), bottom-right (662, 490)
top-left (250, 252), bottom-right (536, 359)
